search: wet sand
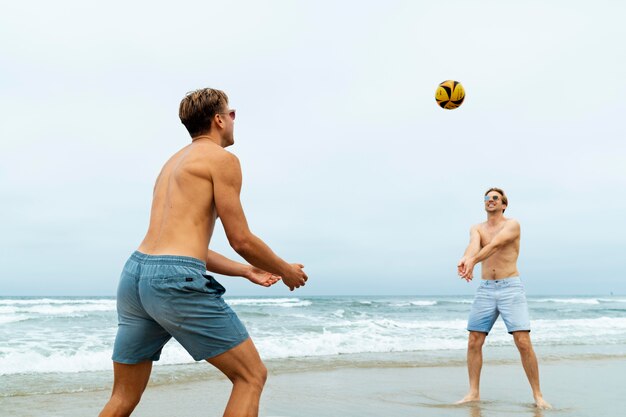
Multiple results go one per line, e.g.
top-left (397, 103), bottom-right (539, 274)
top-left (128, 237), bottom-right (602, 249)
top-left (2, 357), bottom-right (623, 417)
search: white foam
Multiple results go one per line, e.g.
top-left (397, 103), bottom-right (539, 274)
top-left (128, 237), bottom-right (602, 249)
top-left (0, 315), bottom-right (29, 325)
top-left (530, 317), bottom-right (626, 345)
top-left (0, 349), bottom-right (112, 374)
top-left (0, 298), bottom-right (115, 306)
top-left (0, 299), bottom-right (116, 316)
top-left (17, 304), bottom-right (115, 315)
top-left (533, 298), bottom-right (600, 305)
top-left (6, 312), bottom-right (626, 375)
top-left (332, 309), bottom-right (345, 318)
top-left (534, 316), bottom-right (626, 329)
top-left (0, 339), bottom-right (197, 375)
top-left (3, 296), bottom-right (626, 376)
top-left (226, 298), bottom-right (312, 307)
top-left (255, 327), bottom-right (467, 359)
top-left (390, 300), bottom-right (437, 307)
top-left (0, 306), bottom-right (18, 314)
top-left (444, 299), bottom-right (473, 304)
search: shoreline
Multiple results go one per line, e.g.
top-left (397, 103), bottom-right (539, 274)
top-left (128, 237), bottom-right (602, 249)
top-left (4, 345), bottom-right (626, 398)
top-left (1, 354), bottom-right (624, 417)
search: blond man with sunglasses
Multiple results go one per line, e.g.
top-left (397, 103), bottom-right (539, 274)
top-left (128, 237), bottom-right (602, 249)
top-left (99, 88), bottom-right (308, 417)
top-left (457, 187), bottom-right (551, 409)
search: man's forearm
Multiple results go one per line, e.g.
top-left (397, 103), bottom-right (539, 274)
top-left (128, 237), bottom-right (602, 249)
top-left (205, 249), bottom-right (251, 277)
top-left (232, 234), bottom-right (291, 277)
top-left (470, 243), bottom-right (500, 265)
top-left (463, 245), bottom-right (480, 258)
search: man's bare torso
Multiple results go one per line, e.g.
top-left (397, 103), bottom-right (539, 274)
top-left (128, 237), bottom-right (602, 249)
top-left (137, 141), bottom-right (223, 261)
top-left (477, 219), bottom-right (520, 280)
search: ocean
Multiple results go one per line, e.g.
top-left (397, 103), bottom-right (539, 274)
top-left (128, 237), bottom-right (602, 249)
top-left (2, 295), bottom-right (626, 399)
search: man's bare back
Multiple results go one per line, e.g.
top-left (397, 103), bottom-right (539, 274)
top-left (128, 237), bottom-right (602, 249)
top-left (138, 140), bottom-right (224, 261)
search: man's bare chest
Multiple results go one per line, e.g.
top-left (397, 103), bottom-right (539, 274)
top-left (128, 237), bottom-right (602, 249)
top-left (478, 227), bottom-right (503, 247)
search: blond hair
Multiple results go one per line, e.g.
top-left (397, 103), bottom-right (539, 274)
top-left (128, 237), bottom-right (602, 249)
top-left (179, 88), bottom-right (229, 137)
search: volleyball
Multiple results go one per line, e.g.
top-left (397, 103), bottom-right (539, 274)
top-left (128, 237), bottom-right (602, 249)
top-left (435, 80), bottom-right (465, 110)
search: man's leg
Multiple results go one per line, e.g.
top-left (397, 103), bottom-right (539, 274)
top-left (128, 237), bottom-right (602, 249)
top-left (99, 361), bottom-right (153, 417)
top-left (207, 338), bottom-right (267, 417)
top-left (512, 331), bottom-right (551, 409)
top-left (457, 331), bottom-right (487, 403)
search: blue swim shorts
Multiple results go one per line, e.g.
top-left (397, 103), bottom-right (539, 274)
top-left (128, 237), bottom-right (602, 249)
top-left (467, 277), bottom-right (531, 334)
top-left (112, 251), bottom-right (249, 364)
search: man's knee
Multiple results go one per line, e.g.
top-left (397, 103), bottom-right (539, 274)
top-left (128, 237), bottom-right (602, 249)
top-left (209, 338), bottom-right (267, 390)
top-left (247, 361), bottom-right (268, 390)
top-left (229, 358), bottom-right (267, 390)
top-left (468, 332), bottom-right (486, 351)
top-left (258, 362), bottom-right (268, 386)
top-left (513, 332), bottom-right (532, 353)
top-left (101, 394), bottom-right (142, 417)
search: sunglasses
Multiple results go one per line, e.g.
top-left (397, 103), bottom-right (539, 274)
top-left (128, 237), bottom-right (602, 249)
top-left (484, 195), bottom-right (500, 202)
top-left (218, 109), bottom-right (236, 120)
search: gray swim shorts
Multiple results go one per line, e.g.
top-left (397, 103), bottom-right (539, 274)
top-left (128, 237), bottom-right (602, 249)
top-left (112, 251), bottom-right (249, 364)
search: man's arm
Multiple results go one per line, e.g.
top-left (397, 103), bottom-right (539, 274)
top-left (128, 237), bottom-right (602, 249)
top-left (457, 226), bottom-right (481, 281)
top-left (206, 249), bottom-right (250, 277)
top-left (212, 152), bottom-right (307, 290)
top-left (205, 249), bottom-right (280, 287)
top-left (462, 226), bottom-right (481, 257)
top-left (460, 220), bottom-right (520, 280)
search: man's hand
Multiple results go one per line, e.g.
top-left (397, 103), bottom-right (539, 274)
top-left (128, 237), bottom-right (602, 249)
top-left (458, 257), bottom-right (475, 282)
top-left (282, 263), bottom-right (308, 291)
top-left (457, 256), bottom-right (467, 277)
top-left (244, 266), bottom-right (281, 287)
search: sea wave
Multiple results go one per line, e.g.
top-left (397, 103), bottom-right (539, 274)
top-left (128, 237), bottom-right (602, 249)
top-left (226, 298), bottom-right (312, 307)
top-left (530, 297), bottom-right (626, 305)
top-left (391, 301), bottom-right (438, 307)
top-left (533, 298), bottom-right (602, 305)
top-left (3, 296), bottom-right (626, 377)
top-left (0, 350), bottom-right (114, 375)
top-left (0, 303), bottom-right (116, 316)
top-left (534, 316), bottom-right (626, 329)
top-left (3, 315), bottom-right (626, 375)
top-left (0, 315), bottom-right (30, 325)
top-left (439, 299), bottom-right (473, 304)
top-left (0, 298), bottom-right (115, 306)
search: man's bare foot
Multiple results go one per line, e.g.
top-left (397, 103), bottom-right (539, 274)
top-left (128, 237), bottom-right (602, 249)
top-left (534, 396), bottom-right (552, 409)
top-left (456, 393), bottom-right (480, 404)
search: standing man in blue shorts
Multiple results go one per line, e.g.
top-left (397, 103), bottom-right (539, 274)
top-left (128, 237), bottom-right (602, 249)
top-left (99, 88), bottom-right (308, 417)
top-left (457, 187), bottom-right (551, 409)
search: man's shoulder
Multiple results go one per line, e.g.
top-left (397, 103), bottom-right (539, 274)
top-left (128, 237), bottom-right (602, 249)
top-left (475, 218), bottom-right (520, 228)
top-left (504, 218), bottom-right (521, 227)
top-left (472, 222), bottom-right (486, 231)
top-left (168, 143), bottom-right (241, 182)
top-left (202, 148), bottom-right (242, 181)
top-left (214, 149), bottom-right (240, 168)
top-left (186, 143), bottom-right (239, 166)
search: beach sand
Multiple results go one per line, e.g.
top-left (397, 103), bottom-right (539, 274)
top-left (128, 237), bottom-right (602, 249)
top-left (2, 356), bottom-right (623, 417)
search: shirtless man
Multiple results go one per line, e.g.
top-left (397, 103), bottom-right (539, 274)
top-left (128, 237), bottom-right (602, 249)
top-left (99, 88), bottom-right (308, 417)
top-left (457, 187), bottom-right (550, 409)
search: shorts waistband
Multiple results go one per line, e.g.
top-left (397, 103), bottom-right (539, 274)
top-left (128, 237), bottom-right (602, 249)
top-left (481, 277), bottom-right (521, 285)
top-left (130, 251), bottom-right (206, 271)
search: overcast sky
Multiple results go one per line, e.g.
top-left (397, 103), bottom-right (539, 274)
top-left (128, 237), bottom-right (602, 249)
top-left (1, 1), bottom-right (625, 297)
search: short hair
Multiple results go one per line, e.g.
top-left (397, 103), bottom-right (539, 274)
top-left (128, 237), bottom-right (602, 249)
top-left (179, 88), bottom-right (229, 137)
top-left (484, 187), bottom-right (508, 213)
